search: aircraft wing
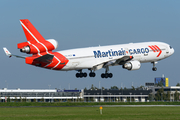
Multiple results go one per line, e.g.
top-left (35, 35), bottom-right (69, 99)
top-left (104, 56), bottom-right (133, 66)
top-left (33, 54), bottom-right (54, 64)
top-left (93, 55), bottom-right (133, 71)
top-left (114, 56), bottom-right (133, 65)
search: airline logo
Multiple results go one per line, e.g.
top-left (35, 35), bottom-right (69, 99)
top-left (93, 48), bottom-right (149, 58)
top-left (148, 45), bottom-right (162, 57)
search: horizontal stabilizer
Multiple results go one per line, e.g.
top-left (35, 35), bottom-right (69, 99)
top-left (3, 47), bottom-right (25, 59)
top-left (3, 47), bottom-right (11, 57)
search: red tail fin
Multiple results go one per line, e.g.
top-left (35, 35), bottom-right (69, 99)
top-left (20, 19), bottom-right (46, 43)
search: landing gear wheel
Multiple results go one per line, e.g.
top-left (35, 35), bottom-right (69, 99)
top-left (108, 73), bottom-right (113, 78)
top-left (101, 73), bottom-right (105, 78)
top-left (101, 73), bottom-right (113, 78)
top-left (83, 73), bottom-right (87, 77)
top-left (89, 72), bottom-right (96, 77)
top-left (152, 67), bottom-right (157, 71)
top-left (79, 73), bottom-right (83, 78)
top-left (105, 73), bottom-right (108, 78)
top-left (76, 72), bottom-right (87, 78)
top-left (76, 73), bottom-right (80, 78)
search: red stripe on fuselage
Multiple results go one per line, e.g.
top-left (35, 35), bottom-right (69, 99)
top-left (45, 52), bottom-right (69, 70)
top-left (154, 45), bottom-right (162, 57)
top-left (148, 45), bottom-right (162, 57)
top-left (148, 46), bottom-right (156, 52)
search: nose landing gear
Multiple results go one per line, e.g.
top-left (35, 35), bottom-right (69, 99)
top-left (152, 62), bottom-right (157, 71)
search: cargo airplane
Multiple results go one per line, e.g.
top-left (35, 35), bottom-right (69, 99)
top-left (3, 19), bottom-right (174, 78)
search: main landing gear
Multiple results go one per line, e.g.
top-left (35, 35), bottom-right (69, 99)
top-left (152, 62), bottom-right (157, 71)
top-left (76, 72), bottom-right (87, 78)
top-left (101, 73), bottom-right (113, 78)
top-left (89, 71), bottom-right (96, 77)
top-left (76, 70), bottom-right (95, 78)
top-left (76, 68), bottom-right (113, 78)
top-left (101, 66), bottom-right (113, 78)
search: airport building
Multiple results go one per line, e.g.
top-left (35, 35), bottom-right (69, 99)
top-left (0, 86), bottom-right (179, 102)
top-left (0, 88), bottom-right (152, 102)
top-left (83, 89), bottom-right (151, 102)
top-left (0, 88), bottom-right (82, 102)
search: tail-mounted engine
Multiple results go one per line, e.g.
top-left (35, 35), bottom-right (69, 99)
top-left (17, 39), bottom-right (58, 54)
top-left (122, 60), bottom-right (141, 71)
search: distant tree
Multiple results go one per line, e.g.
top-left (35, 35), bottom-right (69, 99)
top-left (131, 86), bottom-right (135, 90)
top-left (40, 97), bottom-right (44, 102)
top-left (155, 87), bottom-right (164, 101)
top-left (94, 87), bottom-right (98, 90)
top-left (111, 86), bottom-right (118, 90)
top-left (75, 88), bottom-right (77, 90)
top-left (84, 87), bottom-right (87, 90)
top-left (7, 96), bottom-right (10, 102)
top-left (156, 81), bottom-right (164, 87)
top-left (166, 91), bottom-right (170, 101)
top-left (140, 85), bottom-right (144, 88)
top-left (14, 97), bottom-right (18, 102)
top-left (90, 84), bottom-right (95, 90)
top-left (33, 98), bottom-right (36, 102)
top-left (148, 93), bottom-right (154, 101)
top-left (176, 83), bottom-right (180, 86)
top-left (102, 87), bottom-right (105, 90)
top-left (124, 87), bottom-right (127, 90)
top-left (136, 85), bottom-right (144, 90)
top-left (174, 90), bottom-right (179, 101)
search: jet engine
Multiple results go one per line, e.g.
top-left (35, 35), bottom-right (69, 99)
top-left (18, 39), bottom-right (58, 54)
top-left (122, 60), bottom-right (141, 71)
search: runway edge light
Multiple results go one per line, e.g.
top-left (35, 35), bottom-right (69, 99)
top-left (99, 106), bottom-right (103, 115)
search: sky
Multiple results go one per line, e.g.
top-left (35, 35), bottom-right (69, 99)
top-left (0, 0), bottom-right (179, 90)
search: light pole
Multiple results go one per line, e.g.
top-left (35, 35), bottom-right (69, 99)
top-left (88, 93), bottom-right (90, 102)
top-left (119, 93), bottom-right (121, 102)
top-left (21, 93), bottom-right (22, 102)
top-left (48, 85), bottom-right (51, 102)
top-left (36, 93), bottom-right (38, 102)
top-left (5, 80), bottom-right (8, 89)
top-left (44, 94), bottom-right (46, 102)
top-left (97, 93), bottom-right (99, 102)
top-left (52, 93), bottom-right (53, 102)
top-left (110, 93), bottom-right (112, 102)
top-left (107, 92), bottom-right (109, 102)
top-left (49, 93), bottom-right (50, 102)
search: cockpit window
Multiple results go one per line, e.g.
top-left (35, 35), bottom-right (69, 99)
top-left (169, 46), bottom-right (173, 49)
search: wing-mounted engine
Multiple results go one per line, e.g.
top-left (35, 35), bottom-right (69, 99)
top-left (122, 60), bottom-right (141, 71)
top-left (17, 39), bottom-right (58, 54)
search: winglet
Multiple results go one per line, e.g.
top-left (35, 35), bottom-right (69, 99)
top-left (3, 47), bottom-right (12, 57)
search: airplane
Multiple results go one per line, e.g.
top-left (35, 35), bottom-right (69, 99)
top-left (3, 19), bottom-right (174, 78)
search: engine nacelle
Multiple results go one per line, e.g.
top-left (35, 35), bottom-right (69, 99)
top-left (18, 39), bottom-right (58, 54)
top-left (122, 60), bottom-right (141, 71)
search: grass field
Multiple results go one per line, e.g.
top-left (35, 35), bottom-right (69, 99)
top-left (0, 106), bottom-right (180, 120)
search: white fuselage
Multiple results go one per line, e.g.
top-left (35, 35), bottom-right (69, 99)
top-left (58, 42), bottom-right (174, 71)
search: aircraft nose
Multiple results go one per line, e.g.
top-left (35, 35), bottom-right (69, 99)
top-left (171, 48), bottom-right (174, 55)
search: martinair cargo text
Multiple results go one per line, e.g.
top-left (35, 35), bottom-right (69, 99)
top-left (3, 19), bottom-right (174, 78)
